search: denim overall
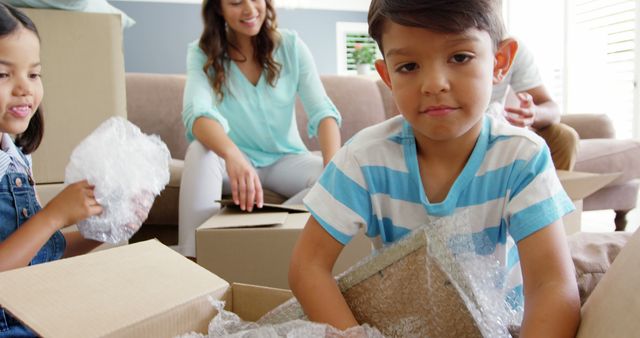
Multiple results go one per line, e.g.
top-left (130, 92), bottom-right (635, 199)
top-left (0, 172), bottom-right (66, 337)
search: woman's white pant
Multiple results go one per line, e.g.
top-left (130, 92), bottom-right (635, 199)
top-left (178, 141), bottom-right (323, 257)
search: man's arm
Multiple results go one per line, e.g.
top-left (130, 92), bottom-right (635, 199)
top-left (517, 220), bottom-right (580, 337)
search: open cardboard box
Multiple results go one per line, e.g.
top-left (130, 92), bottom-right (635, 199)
top-left (0, 240), bottom-right (292, 338)
top-left (196, 201), bottom-right (372, 289)
top-left (1, 229), bottom-right (638, 337)
top-left (556, 170), bottom-right (619, 234)
top-left (195, 169), bottom-right (618, 289)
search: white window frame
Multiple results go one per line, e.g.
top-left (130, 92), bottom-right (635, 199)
top-left (337, 22), bottom-right (367, 75)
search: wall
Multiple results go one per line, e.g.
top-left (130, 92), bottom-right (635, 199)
top-left (113, 1), bottom-right (367, 75)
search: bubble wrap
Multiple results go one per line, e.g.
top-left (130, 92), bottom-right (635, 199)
top-left (177, 298), bottom-right (385, 338)
top-left (259, 211), bottom-right (522, 337)
top-left (64, 117), bottom-right (170, 244)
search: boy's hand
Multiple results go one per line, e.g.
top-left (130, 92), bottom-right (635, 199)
top-left (42, 180), bottom-right (103, 230)
top-left (224, 150), bottom-right (263, 212)
top-left (504, 92), bottom-right (536, 128)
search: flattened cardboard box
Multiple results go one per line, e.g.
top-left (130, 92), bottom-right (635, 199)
top-left (21, 8), bottom-right (127, 185)
top-left (556, 170), bottom-right (619, 234)
top-left (196, 202), bottom-right (372, 289)
top-left (0, 240), bottom-right (291, 338)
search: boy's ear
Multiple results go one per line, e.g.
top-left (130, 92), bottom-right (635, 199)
top-left (375, 59), bottom-right (392, 89)
top-left (493, 38), bottom-right (518, 84)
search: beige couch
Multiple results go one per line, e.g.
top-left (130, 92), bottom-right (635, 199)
top-left (126, 73), bottom-right (640, 242)
top-left (126, 73), bottom-right (388, 243)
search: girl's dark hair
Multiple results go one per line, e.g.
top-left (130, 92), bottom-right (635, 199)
top-left (199, 0), bottom-right (281, 101)
top-left (368, 0), bottom-right (505, 53)
top-left (0, 3), bottom-right (43, 154)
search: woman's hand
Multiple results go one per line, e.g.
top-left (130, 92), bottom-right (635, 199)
top-left (224, 150), bottom-right (263, 211)
top-left (41, 180), bottom-right (103, 231)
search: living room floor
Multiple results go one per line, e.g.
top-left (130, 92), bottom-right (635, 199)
top-left (581, 202), bottom-right (640, 234)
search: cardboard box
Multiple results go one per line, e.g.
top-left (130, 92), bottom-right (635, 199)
top-left (22, 8), bottom-right (127, 185)
top-left (577, 228), bottom-right (640, 338)
top-left (0, 240), bottom-right (292, 338)
top-left (557, 170), bottom-right (619, 234)
top-left (196, 202), bottom-right (372, 289)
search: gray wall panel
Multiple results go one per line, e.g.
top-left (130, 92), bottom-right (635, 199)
top-left (113, 1), bottom-right (367, 74)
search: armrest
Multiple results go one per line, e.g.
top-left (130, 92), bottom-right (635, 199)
top-left (561, 114), bottom-right (615, 139)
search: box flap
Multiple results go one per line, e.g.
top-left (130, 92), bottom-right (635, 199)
top-left (0, 240), bottom-right (229, 338)
top-left (577, 229), bottom-right (640, 338)
top-left (228, 283), bottom-right (293, 322)
top-left (198, 201), bottom-right (309, 230)
top-left (557, 170), bottom-right (619, 200)
top-left (217, 199), bottom-right (307, 213)
top-left (199, 207), bottom-right (289, 229)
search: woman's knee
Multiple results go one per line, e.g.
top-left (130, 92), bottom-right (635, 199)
top-left (184, 141), bottom-right (225, 172)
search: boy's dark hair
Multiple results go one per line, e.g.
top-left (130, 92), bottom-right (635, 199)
top-left (368, 0), bottom-right (505, 53)
top-left (0, 3), bottom-right (43, 154)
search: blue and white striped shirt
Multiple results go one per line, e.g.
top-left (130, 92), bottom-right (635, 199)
top-left (303, 114), bottom-right (574, 308)
top-left (0, 133), bottom-right (32, 178)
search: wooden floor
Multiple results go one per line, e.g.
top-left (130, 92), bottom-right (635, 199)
top-left (581, 208), bottom-right (639, 234)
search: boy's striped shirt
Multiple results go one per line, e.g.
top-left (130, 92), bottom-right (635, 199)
top-left (304, 114), bottom-right (574, 308)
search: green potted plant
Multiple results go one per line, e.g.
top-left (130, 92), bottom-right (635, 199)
top-left (352, 43), bottom-right (375, 75)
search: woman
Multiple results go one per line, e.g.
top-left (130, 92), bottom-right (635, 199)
top-left (178, 0), bottom-right (341, 257)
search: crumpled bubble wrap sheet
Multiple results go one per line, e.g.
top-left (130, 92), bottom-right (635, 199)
top-left (64, 117), bottom-right (170, 244)
top-left (259, 212), bottom-right (522, 337)
top-left (176, 299), bottom-right (385, 338)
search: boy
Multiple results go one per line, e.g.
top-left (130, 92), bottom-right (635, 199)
top-left (288, 0), bottom-right (580, 336)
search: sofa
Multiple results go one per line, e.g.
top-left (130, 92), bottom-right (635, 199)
top-left (126, 73), bottom-right (389, 243)
top-left (126, 72), bottom-right (640, 243)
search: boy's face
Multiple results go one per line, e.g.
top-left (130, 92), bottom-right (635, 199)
top-left (376, 22), bottom-right (512, 144)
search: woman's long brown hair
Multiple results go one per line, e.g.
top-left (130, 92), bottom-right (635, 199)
top-left (199, 0), bottom-right (281, 101)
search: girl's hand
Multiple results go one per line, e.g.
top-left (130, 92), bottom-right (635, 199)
top-left (42, 180), bottom-right (103, 230)
top-left (224, 150), bottom-right (263, 212)
top-left (126, 190), bottom-right (155, 231)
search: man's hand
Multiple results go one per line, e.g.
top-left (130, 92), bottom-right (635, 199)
top-left (504, 92), bottom-right (536, 129)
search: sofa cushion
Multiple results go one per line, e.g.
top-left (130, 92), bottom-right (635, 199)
top-left (568, 231), bottom-right (632, 305)
top-left (575, 138), bottom-right (640, 185)
top-left (296, 75), bottom-right (386, 151)
top-left (127, 73), bottom-right (188, 160)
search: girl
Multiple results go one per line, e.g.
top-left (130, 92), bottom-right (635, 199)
top-left (0, 4), bottom-right (103, 336)
top-left (179, 0), bottom-right (342, 257)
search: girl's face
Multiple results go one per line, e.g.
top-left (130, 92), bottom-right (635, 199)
top-left (220, 0), bottom-right (267, 40)
top-left (0, 27), bottom-right (42, 136)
